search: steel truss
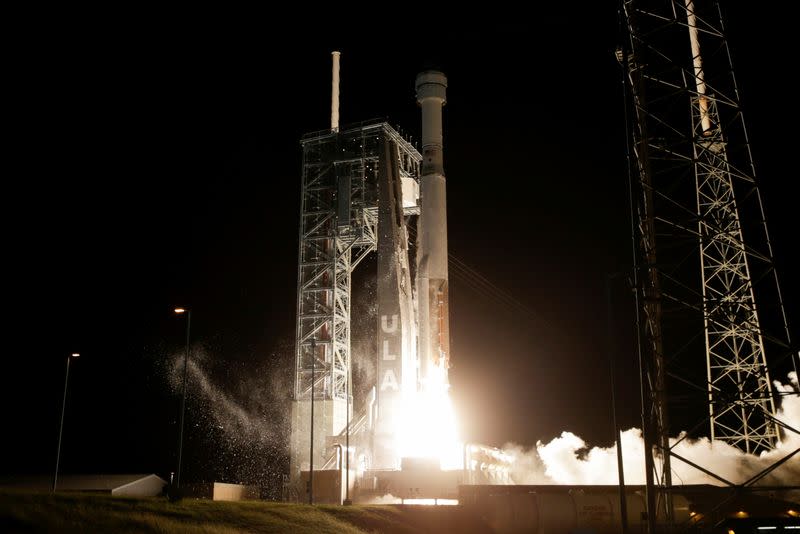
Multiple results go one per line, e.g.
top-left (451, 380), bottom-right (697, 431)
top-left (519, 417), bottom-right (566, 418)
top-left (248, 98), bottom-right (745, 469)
top-left (621, 0), bottom-right (797, 528)
top-left (295, 125), bottom-right (380, 406)
top-left (291, 121), bottom-right (421, 481)
top-left (692, 94), bottom-right (778, 452)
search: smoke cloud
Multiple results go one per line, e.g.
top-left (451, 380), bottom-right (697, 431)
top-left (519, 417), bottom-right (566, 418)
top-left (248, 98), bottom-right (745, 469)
top-left (504, 373), bottom-right (800, 487)
top-left (363, 493), bottom-right (402, 504)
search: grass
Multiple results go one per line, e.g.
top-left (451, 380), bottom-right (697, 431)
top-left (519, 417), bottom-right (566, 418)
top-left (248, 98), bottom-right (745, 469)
top-left (0, 491), bottom-right (492, 533)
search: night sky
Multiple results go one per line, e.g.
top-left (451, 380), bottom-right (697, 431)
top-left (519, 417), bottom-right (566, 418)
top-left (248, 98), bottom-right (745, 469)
top-left (5, 7), bottom-right (797, 493)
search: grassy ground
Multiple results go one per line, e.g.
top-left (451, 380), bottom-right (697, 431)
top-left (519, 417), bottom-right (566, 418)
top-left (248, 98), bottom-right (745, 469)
top-left (0, 491), bottom-right (493, 533)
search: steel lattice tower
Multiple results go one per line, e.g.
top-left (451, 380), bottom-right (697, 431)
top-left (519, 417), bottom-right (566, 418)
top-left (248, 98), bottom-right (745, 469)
top-left (691, 93), bottom-right (778, 451)
top-left (293, 126), bottom-right (383, 405)
top-left (621, 0), bottom-right (796, 527)
top-left (288, 120), bottom-right (421, 495)
top-left (684, 0), bottom-right (778, 453)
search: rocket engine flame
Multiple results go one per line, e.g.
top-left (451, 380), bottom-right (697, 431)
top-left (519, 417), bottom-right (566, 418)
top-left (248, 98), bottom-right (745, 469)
top-left (397, 362), bottom-right (463, 471)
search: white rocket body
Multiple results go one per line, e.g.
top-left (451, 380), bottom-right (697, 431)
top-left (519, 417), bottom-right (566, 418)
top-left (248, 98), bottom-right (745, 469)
top-left (415, 71), bottom-right (449, 385)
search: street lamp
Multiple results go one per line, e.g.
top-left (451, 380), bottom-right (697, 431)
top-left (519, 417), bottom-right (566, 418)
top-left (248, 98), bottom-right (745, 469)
top-left (53, 352), bottom-right (79, 493)
top-left (344, 356), bottom-right (352, 505)
top-left (605, 274), bottom-right (628, 534)
top-left (309, 337), bottom-right (316, 505)
top-left (174, 307), bottom-right (191, 497)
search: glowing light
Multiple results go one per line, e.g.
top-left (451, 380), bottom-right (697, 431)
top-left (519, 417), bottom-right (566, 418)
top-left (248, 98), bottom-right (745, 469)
top-left (70, 353), bottom-right (80, 358)
top-left (395, 361), bottom-right (463, 470)
top-left (688, 511), bottom-right (703, 523)
top-left (403, 498), bottom-right (459, 505)
top-left (788, 509), bottom-right (799, 518)
top-left (174, 308), bottom-right (186, 314)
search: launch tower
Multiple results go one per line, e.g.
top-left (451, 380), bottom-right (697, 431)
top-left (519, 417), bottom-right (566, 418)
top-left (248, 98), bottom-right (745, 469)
top-left (288, 54), bottom-right (424, 496)
top-left (622, 0), bottom-right (797, 527)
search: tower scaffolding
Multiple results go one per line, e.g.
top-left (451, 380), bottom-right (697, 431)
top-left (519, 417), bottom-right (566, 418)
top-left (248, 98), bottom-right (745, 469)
top-left (288, 120), bottom-right (422, 498)
top-left (621, 0), bottom-right (797, 528)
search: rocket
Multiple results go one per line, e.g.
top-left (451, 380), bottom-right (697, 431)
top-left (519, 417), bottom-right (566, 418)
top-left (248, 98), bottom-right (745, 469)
top-left (415, 71), bottom-right (450, 385)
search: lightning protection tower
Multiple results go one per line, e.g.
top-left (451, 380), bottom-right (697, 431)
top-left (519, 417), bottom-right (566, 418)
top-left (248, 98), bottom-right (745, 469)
top-left (621, 0), bottom-right (797, 528)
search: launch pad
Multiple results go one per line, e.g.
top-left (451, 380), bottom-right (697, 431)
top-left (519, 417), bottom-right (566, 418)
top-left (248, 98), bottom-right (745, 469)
top-left (283, 20), bottom-right (799, 526)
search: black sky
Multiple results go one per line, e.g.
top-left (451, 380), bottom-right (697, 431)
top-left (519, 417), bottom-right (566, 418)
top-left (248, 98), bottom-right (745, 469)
top-left (4, 7), bottom-right (798, 490)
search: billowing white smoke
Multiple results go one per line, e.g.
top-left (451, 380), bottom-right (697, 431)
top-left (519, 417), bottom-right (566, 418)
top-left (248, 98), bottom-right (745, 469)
top-left (363, 493), bottom-right (402, 504)
top-left (505, 373), bottom-right (800, 486)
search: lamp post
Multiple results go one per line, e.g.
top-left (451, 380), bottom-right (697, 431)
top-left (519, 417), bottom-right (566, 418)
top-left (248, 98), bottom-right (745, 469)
top-left (53, 352), bottom-right (79, 493)
top-left (174, 307), bottom-right (191, 495)
top-left (344, 361), bottom-right (351, 505)
top-left (605, 274), bottom-right (629, 534)
top-left (309, 337), bottom-right (315, 505)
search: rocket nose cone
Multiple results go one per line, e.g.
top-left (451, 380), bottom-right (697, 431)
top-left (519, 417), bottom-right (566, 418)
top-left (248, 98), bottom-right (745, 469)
top-left (416, 71), bottom-right (448, 103)
top-left (415, 70), bottom-right (448, 86)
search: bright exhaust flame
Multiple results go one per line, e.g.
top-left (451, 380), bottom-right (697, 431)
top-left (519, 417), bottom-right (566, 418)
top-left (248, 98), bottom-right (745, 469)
top-left (397, 363), bottom-right (463, 470)
top-left (403, 498), bottom-right (459, 505)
